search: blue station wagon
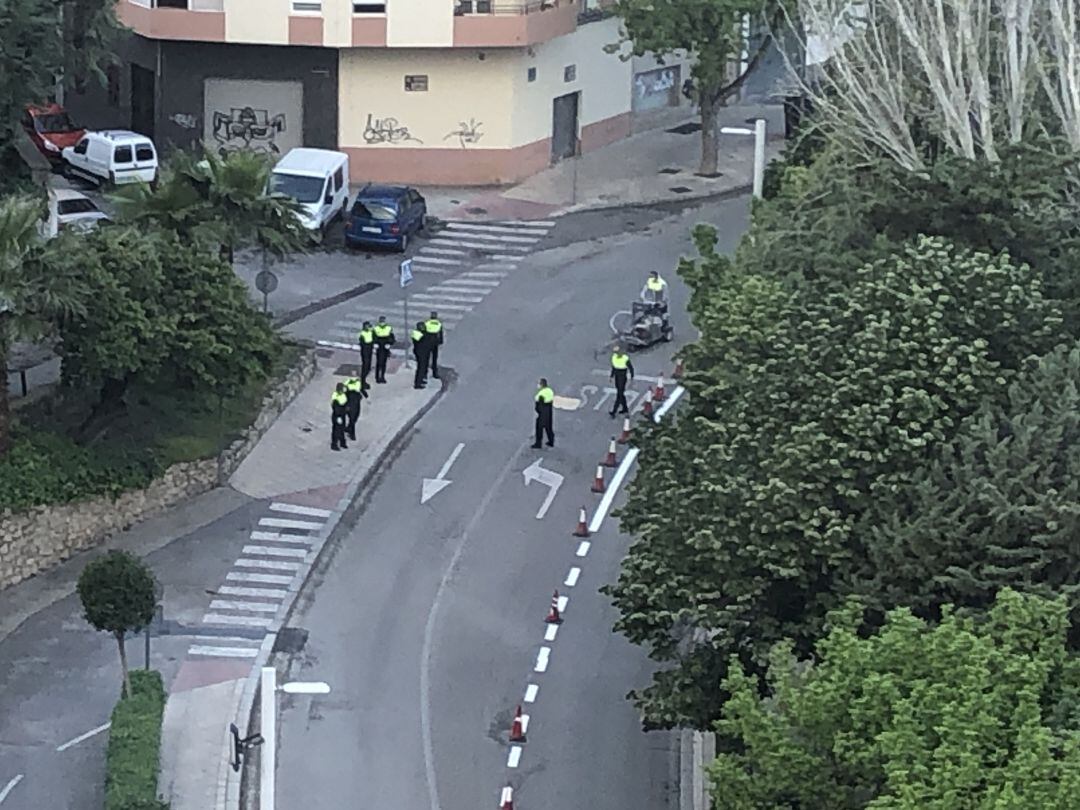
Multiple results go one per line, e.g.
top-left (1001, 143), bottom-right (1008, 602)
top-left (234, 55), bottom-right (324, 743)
top-left (345, 184), bottom-right (427, 252)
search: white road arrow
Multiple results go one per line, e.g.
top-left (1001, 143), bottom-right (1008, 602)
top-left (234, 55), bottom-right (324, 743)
top-left (421, 442), bottom-right (465, 504)
top-left (522, 458), bottom-right (564, 519)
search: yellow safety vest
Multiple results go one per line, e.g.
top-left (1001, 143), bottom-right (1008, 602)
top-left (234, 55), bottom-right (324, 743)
top-left (345, 378), bottom-right (362, 392)
top-left (374, 324), bottom-right (392, 338)
top-left (410, 329), bottom-right (424, 342)
top-left (647, 278), bottom-right (664, 292)
top-left (331, 391), bottom-right (347, 406)
top-left (611, 353), bottom-right (629, 370)
top-left (535, 386), bottom-right (554, 404)
top-left (425, 319), bottom-right (442, 334)
top-left (358, 329), bottom-right (374, 344)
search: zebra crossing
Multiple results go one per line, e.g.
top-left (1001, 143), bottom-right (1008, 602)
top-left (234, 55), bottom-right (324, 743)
top-left (316, 219), bottom-right (555, 353)
top-left (187, 502), bottom-right (332, 659)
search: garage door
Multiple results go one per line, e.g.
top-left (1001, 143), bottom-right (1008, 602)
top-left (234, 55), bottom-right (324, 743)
top-left (203, 78), bottom-right (304, 159)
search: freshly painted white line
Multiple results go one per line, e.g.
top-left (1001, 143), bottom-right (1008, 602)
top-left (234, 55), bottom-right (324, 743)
top-left (520, 714), bottom-right (530, 733)
top-left (0, 775), bottom-right (24, 802)
top-left (189, 645), bottom-right (260, 658)
top-left (416, 293), bottom-right (485, 304)
top-left (410, 255), bottom-right (462, 265)
top-left (430, 238), bottom-right (529, 251)
top-left (565, 567), bottom-right (581, 587)
top-left (474, 264), bottom-right (518, 272)
top-left (191, 634), bottom-right (263, 644)
top-left (460, 271), bottom-right (508, 278)
top-left (534, 646), bottom-right (551, 673)
top-left (202, 613), bottom-right (273, 627)
top-left (544, 624), bottom-right (558, 641)
top-left (576, 541), bottom-right (591, 557)
top-left (339, 309), bottom-right (466, 325)
top-left (406, 298), bottom-right (474, 311)
top-left (654, 385), bottom-right (686, 422)
top-left (497, 219), bottom-right (556, 227)
top-left (235, 558), bottom-right (301, 571)
top-left (524, 684), bottom-right (539, 703)
top-left (588, 447), bottom-right (641, 534)
top-left (217, 585), bottom-right (288, 599)
top-left (268, 503), bottom-right (332, 519)
top-left (507, 746), bottom-right (522, 768)
top-left (447, 222), bottom-right (550, 236)
top-left (227, 571), bottom-right (293, 585)
top-left (491, 254), bottom-right (525, 262)
top-left (442, 230), bottom-right (539, 244)
top-left (55, 722), bottom-right (111, 752)
top-left (419, 246), bottom-right (467, 255)
top-left (440, 278), bottom-right (500, 287)
top-left (591, 368), bottom-right (664, 384)
top-left (258, 517), bottom-right (324, 531)
top-left (249, 531), bottom-right (311, 545)
top-left (406, 264), bottom-right (454, 274)
top-left (500, 786), bottom-right (514, 805)
top-left (242, 544), bottom-right (308, 558)
top-left (557, 594), bottom-right (569, 613)
top-left (208, 600), bottom-right (280, 613)
top-left (329, 325), bottom-right (457, 342)
top-left (426, 285), bottom-right (493, 295)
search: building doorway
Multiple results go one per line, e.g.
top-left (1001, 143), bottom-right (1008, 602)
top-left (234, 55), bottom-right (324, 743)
top-left (130, 64), bottom-right (156, 140)
top-left (551, 91), bottom-right (579, 162)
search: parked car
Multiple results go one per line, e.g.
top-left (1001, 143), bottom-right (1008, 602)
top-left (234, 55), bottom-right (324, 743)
top-left (62, 130), bottom-right (158, 186)
top-left (53, 189), bottom-right (109, 235)
top-left (269, 148), bottom-right (350, 234)
top-left (22, 103), bottom-right (85, 165)
top-left (345, 185), bottom-right (427, 252)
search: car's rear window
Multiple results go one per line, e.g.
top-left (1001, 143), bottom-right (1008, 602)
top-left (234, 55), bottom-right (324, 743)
top-left (135, 144), bottom-right (154, 161)
top-left (58, 198), bottom-right (98, 215)
top-left (114, 145), bottom-right (133, 164)
top-left (35, 113), bottom-right (76, 133)
top-left (352, 199), bottom-right (398, 221)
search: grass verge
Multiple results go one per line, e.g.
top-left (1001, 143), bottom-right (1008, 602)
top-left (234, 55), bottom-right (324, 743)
top-left (105, 669), bottom-right (169, 810)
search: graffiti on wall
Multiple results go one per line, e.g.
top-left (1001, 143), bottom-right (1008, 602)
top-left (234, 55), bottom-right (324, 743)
top-left (635, 67), bottom-right (677, 100)
top-left (444, 118), bottom-right (483, 147)
top-left (363, 114), bottom-right (423, 144)
top-left (203, 79), bottom-right (303, 159)
top-left (211, 107), bottom-right (287, 157)
top-left (169, 112), bottom-right (199, 130)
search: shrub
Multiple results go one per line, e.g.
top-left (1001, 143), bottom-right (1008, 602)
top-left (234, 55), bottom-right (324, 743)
top-left (104, 670), bottom-right (168, 810)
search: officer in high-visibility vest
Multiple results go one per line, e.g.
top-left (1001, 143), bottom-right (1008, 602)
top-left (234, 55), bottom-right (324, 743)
top-left (640, 270), bottom-right (668, 306)
top-left (344, 376), bottom-right (363, 441)
top-left (357, 321), bottom-right (375, 387)
top-left (330, 383), bottom-right (349, 451)
top-left (609, 344), bottom-right (635, 418)
top-left (532, 378), bottom-right (555, 449)
top-left (411, 321), bottom-right (431, 389)
top-left (373, 315), bottom-right (395, 383)
top-left (424, 311), bottom-right (444, 379)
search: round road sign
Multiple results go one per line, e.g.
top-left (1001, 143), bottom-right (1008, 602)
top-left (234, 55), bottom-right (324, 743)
top-left (255, 269), bottom-right (279, 295)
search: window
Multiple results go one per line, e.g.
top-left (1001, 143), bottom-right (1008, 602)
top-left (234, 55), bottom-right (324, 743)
top-left (114, 145), bottom-right (133, 164)
top-left (527, 67), bottom-right (537, 82)
top-left (58, 198), bottom-right (99, 216)
top-left (270, 172), bottom-right (326, 203)
top-left (35, 113), bottom-right (76, 133)
top-left (404, 75), bottom-right (428, 92)
top-left (291, 0), bottom-right (321, 11)
top-left (333, 167), bottom-right (344, 191)
top-left (352, 200), bottom-right (398, 220)
top-left (156, 0), bottom-right (188, 7)
top-left (563, 64), bottom-right (576, 82)
top-left (352, 1), bottom-right (386, 11)
top-left (135, 144), bottom-right (155, 161)
top-left (74, 138), bottom-right (88, 155)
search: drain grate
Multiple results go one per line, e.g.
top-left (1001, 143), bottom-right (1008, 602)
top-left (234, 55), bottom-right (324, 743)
top-left (666, 122), bottom-right (702, 135)
top-left (466, 206), bottom-right (488, 215)
top-left (658, 167), bottom-right (680, 174)
top-left (273, 627), bottom-right (309, 655)
top-left (669, 186), bottom-right (693, 194)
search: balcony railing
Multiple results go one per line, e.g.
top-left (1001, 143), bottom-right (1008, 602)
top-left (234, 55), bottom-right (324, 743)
top-left (454, 0), bottom-right (569, 15)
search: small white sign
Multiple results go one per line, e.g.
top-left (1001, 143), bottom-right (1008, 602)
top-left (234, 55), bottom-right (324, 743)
top-left (400, 259), bottom-right (414, 288)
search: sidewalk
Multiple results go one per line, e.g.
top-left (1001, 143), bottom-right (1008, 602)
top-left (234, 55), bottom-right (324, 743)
top-left (418, 102), bottom-right (786, 222)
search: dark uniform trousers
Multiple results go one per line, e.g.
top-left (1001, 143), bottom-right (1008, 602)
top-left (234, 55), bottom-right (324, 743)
top-left (611, 369), bottom-right (631, 415)
top-left (345, 390), bottom-right (362, 441)
top-left (535, 401), bottom-right (554, 447)
top-left (331, 401), bottom-right (349, 450)
top-left (359, 342), bottom-right (374, 385)
top-left (412, 336), bottom-right (430, 388)
top-left (375, 346), bottom-right (390, 382)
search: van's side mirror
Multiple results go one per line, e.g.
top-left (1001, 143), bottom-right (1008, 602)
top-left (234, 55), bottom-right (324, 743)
top-left (324, 193), bottom-right (333, 205)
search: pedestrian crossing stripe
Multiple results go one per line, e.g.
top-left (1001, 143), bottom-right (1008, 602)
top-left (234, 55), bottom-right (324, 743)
top-left (446, 222), bottom-right (552, 235)
top-left (416, 292), bottom-right (485, 303)
top-left (440, 229), bottom-right (540, 244)
top-left (411, 255), bottom-right (462, 265)
top-left (428, 238), bottom-right (530, 252)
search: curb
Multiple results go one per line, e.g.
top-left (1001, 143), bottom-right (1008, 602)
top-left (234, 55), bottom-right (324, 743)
top-left (551, 182), bottom-right (754, 220)
top-left (220, 369), bottom-right (452, 810)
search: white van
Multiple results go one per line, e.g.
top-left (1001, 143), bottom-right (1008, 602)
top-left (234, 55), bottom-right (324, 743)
top-left (62, 130), bottom-right (158, 186)
top-left (269, 148), bottom-right (350, 233)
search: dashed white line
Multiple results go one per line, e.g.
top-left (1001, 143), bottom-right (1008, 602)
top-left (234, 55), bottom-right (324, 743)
top-left (242, 544), bottom-right (308, 559)
top-left (189, 645), bottom-right (260, 658)
top-left (0, 774), bottom-right (24, 802)
top-left (447, 222), bottom-right (551, 236)
top-left (419, 247), bottom-right (467, 255)
top-left (202, 613), bottom-right (274, 627)
top-left (410, 255), bottom-right (463, 265)
top-left (217, 585), bottom-right (288, 599)
top-left (524, 684), bottom-right (539, 703)
top-left (442, 278), bottom-right (500, 287)
top-left (249, 531), bottom-right (312, 545)
top-left (208, 599), bottom-right (281, 613)
top-left (430, 238), bottom-right (530, 251)
top-left (653, 385), bottom-right (686, 422)
top-left (490, 253), bottom-right (526, 261)
top-left (500, 786), bottom-right (514, 806)
top-left (534, 647), bottom-right (551, 673)
top-left (519, 714), bottom-right (531, 733)
top-left (417, 293), bottom-right (484, 303)
top-left (496, 219), bottom-right (556, 227)
top-left (507, 746), bottom-right (523, 768)
top-left (544, 624), bottom-right (559, 641)
top-left (588, 448), bottom-right (641, 533)
top-left (565, 567), bottom-right (581, 587)
top-left (235, 558), bottom-right (302, 571)
top-left (461, 271), bottom-right (508, 278)
top-left (408, 298), bottom-right (473, 310)
top-left (576, 541), bottom-right (591, 557)
top-left (55, 722), bottom-right (111, 752)
top-left (556, 594), bottom-right (569, 613)
top-left (227, 571), bottom-right (294, 585)
top-left (442, 230), bottom-right (540, 244)
top-left (258, 517), bottom-right (324, 531)
top-left (268, 503), bottom-right (332, 519)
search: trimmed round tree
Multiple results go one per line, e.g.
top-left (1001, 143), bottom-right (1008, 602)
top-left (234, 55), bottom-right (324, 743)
top-left (77, 550), bottom-right (157, 697)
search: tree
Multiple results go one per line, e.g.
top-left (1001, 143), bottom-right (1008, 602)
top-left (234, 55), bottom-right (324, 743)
top-left (77, 550), bottom-right (157, 698)
top-left (0, 195), bottom-right (86, 454)
top-left (609, 0), bottom-right (777, 175)
top-left (709, 589), bottom-right (1080, 809)
top-left (606, 231), bottom-right (1063, 728)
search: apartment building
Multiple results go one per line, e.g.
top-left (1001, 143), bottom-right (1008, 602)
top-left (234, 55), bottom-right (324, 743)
top-left (71, 0), bottom-right (690, 185)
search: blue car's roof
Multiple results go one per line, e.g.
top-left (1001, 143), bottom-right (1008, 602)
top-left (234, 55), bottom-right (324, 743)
top-left (356, 183), bottom-right (410, 199)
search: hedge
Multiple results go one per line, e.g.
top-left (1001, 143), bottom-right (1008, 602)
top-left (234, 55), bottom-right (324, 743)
top-left (105, 670), bottom-right (169, 810)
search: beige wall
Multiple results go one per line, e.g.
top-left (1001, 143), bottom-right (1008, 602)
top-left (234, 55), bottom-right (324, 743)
top-left (323, 1), bottom-right (353, 47)
top-left (511, 18), bottom-right (630, 146)
top-left (387, 0), bottom-right (453, 46)
top-left (339, 48), bottom-right (516, 149)
top-left (224, 0), bottom-right (289, 44)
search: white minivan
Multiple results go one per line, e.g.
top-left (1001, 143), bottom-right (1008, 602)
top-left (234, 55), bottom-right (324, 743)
top-left (268, 148), bottom-right (350, 234)
top-left (62, 130), bottom-right (158, 185)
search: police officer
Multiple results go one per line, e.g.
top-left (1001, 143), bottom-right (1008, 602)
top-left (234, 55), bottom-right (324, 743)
top-left (424, 311), bottom-right (443, 379)
top-left (411, 321), bottom-right (430, 389)
top-left (373, 315), bottom-right (395, 383)
top-left (330, 382), bottom-right (349, 451)
top-left (344, 375), bottom-right (363, 440)
top-left (641, 270), bottom-right (668, 305)
top-left (609, 344), bottom-right (635, 418)
top-left (532, 377), bottom-right (555, 449)
top-left (357, 321), bottom-right (375, 387)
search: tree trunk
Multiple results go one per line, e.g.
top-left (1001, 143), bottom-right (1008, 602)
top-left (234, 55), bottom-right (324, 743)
top-left (698, 93), bottom-right (720, 177)
top-left (116, 630), bottom-right (132, 698)
top-left (0, 332), bottom-right (11, 457)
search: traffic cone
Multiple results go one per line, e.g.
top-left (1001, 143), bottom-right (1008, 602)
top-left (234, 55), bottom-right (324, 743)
top-left (602, 437), bottom-right (618, 467)
top-left (591, 465), bottom-right (606, 493)
top-left (654, 375), bottom-right (667, 403)
top-left (509, 705), bottom-right (527, 742)
top-left (617, 417), bottom-right (632, 444)
top-left (641, 390), bottom-right (654, 417)
top-left (573, 506), bottom-right (590, 537)
top-left (500, 786), bottom-right (514, 809)
top-left (545, 590), bottom-right (561, 623)
top-left (673, 357), bottom-right (684, 379)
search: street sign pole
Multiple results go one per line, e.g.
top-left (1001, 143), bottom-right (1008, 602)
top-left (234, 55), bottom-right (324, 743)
top-left (400, 259), bottom-right (414, 369)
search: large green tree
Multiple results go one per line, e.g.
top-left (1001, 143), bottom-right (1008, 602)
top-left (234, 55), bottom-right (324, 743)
top-left (607, 231), bottom-right (1063, 728)
top-left (710, 589), bottom-right (1080, 809)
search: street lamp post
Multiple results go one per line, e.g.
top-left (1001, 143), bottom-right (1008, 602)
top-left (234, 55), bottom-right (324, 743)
top-left (720, 118), bottom-right (768, 198)
top-left (260, 666), bottom-right (330, 810)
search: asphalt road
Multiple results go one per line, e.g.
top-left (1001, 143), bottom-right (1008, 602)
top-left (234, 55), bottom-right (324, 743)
top-left (274, 194), bottom-right (751, 809)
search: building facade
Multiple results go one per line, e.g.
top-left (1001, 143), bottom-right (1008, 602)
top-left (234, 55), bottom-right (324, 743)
top-left (68, 0), bottom-right (690, 185)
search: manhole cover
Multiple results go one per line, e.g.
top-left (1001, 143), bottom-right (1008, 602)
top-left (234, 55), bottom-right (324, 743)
top-left (669, 186), bottom-right (693, 194)
top-left (334, 363), bottom-right (361, 376)
top-left (666, 122), bottom-right (702, 135)
top-left (659, 167), bottom-right (680, 174)
top-left (273, 627), bottom-right (309, 655)
top-left (466, 207), bottom-right (488, 215)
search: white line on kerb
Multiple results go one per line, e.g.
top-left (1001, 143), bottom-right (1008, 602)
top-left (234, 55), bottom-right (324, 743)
top-left (544, 624), bottom-right (558, 642)
top-left (534, 647), bottom-right (551, 673)
top-left (507, 746), bottom-right (523, 768)
top-left (565, 567), bottom-right (581, 587)
top-left (576, 541), bottom-right (591, 557)
top-left (588, 447), bottom-right (640, 534)
top-left (56, 722), bottom-right (111, 752)
top-left (524, 684), bottom-right (539, 703)
top-left (653, 385), bottom-right (686, 422)
top-left (268, 503), bottom-right (332, 519)
top-left (0, 775), bottom-right (23, 803)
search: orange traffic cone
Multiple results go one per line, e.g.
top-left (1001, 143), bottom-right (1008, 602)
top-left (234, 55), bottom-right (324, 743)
top-left (591, 465), bottom-right (606, 493)
top-left (509, 705), bottom-right (527, 742)
top-left (573, 506), bottom-right (590, 537)
top-left (602, 437), bottom-right (618, 467)
top-left (673, 357), bottom-right (684, 378)
top-left (641, 390), bottom-right (654, 417)
top-left (617, 417), bottom-right (632, 444)
top-left (500, 786), bottom-right (514, 809)
top-left (654, 375), bottom-right (667, 402)
top-left (545, 590), bottom-right (561, 623)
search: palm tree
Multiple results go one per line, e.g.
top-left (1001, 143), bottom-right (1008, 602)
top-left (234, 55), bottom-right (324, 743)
top-left (111, 147), bottom-right (311, 265)
top-left (0, 195), bottom-right (86, 455)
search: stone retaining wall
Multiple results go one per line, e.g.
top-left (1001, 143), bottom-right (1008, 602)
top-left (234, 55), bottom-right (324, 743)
top-left (0, 348), bottom-right (318, 591)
